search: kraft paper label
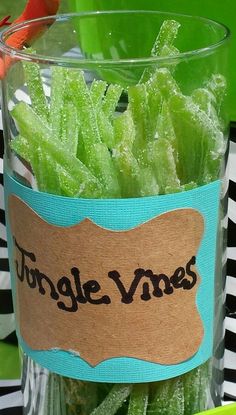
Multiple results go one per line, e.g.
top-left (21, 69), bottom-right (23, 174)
top-left (4, 171), bottom-right (221, 382)
top-left (9, 195), bottom-right (204, 367)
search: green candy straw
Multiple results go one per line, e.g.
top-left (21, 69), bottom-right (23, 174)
top-left (184, 367), bottom-right (203, 415)
top-left (168, 93), bottom-right (225, 184)
top-left (49, 66), bottom-right (68, 141)
top-left (88, 142), bottom-right (121, 197)
top-left (90, 80), bottom-right (108, 108)
top-left (183, 362), bottom-right (209, 415)
top-left (97, 111), bottom-right (115, 149)
top-left (61, 100), bottom-right (79, 156)
top-left (67, 69), bottom-right (101, 145)
top-left (148, 139), bottom-right (180, 194)
top-left (102, 84), bottom-right (123, 119)
top-left (206, 74), bottom-right (227, 110)
top-left (23, 61), bottom-right (49, 121)
top-left (128, 384), bottom-right (149, 415)
top-left (146, 87), bottom-right (163, 141)
top-left (90, 384), bottom-right (133, 415)
top-left (151, 20), bottom-right (181, 57)
top-left (63, 379), bottom-right (98, 414)
top-left (148, 377), bottom-right (184, 415)
top-left (141, 20), bottom-right (180, 82)
top-left (11, 103), bottom-right (103, 198)
top-left (113, 111), bottom-right (135, 148)
top-left (137, 167), bottom-right (159, 197)
top-left (113, 142), bottom-right (141, 197)
top-left (147, 68), bottom-right (181, 101)
top-left (191, 88), bottom-right (221, 129)
top-left (128, 83), bottom-right (148, 165)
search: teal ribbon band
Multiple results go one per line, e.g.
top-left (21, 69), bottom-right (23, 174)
top-left (4, 170), bottom-right (221, 383)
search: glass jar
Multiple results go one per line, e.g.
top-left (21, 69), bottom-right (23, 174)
top-left (0, 11), bottom-right (230, 415)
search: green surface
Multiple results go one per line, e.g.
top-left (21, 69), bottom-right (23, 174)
top-left (0, 342), bottom-right (21, 380)
top-left (0, 0), bottom-right (26, 20)
top-left (0, 0), bottom-right (68, 20)
top-left (69, 0), bottom-right (235, 120)
top-left (197, 403), bottom-right (236, 414)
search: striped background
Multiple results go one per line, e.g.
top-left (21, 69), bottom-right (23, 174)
top-left (224, 132), bottom-right (236, 401)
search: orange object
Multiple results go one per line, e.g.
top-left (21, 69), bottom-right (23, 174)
top-left (0, 0), bottom-right (60, 78)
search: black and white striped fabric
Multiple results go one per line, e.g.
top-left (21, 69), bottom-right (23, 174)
top-left (0, 118), bottom-right (17, 345)
top-left (0, 380), bottom-right (22, 415)
top-left (224, 133), bottom-right (236, 401)
top-left (0, 122), bottom-right (22, 414)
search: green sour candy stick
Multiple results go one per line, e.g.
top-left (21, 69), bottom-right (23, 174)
top-left (158, 101), bottom-right (176, 144)
top-left (168, 94), bottom-right (225, 184)
top-left (90, 80), bottom-right (107, 108)
top-left (114, 110), bottom-right (135, 148)
top-left (146, 86), bottom-right (163, 141)
top-left (128, 383), bottom-right (149, 415)
top-left (97, 111), bottom-right (115, 149)
top-left (147, 68), bottom-right (181, 101)
top-left (151, 20), bottom-right (181, 57)
top-left (10, 136), bottom-right (55, 194)
top-left (23, 61), bottom-right (49, 121)
top-left (184, 363), bottom-right (209, 414)
top-left (88, 143), bottom-right (121, 198)
top-left (37, 152), bottom-right (63, 195)
top-left (102, 84), bottom-right (123, 119)
top-left (11, 103), bottom-right (103, 198)
top-left (141, 19), bottom-right (180, 82)
top-left (206, 73), bottom-right (227, 110)
top-left (191, 88), bottom-right (221, 129)
top-left (113, 142), bottom-right (141, 197)
top-left (138, 167), bottom-right (159, 197)
top-left (191, 88), bottom-right (216, 113)
top-left (11, 135), bottom-right (32, 163)
top-left (184, 367), bottom-right (202, 415)
top-left (67, 69), bottom-right (101, 145)
top-left (61, 100), bottom-right (79, 156)
top-left (90, 384), bottom-right (133, 415)
top-left (63, 379), bottom-right (98, 415)
top-left (148, 377), bottom-right (184, 415)
top-left (128, 84), bottom-right (148, 165)
top-left (63, 71), bottom-right (121, 194)
top-left (148, 139), bottom-right (180, 194)
top-left (49, 66), bottom-right (68, 140)
top-left (160, 44), bottom-right (179, 58)
top-left (11, 136), bottom-right (45, 192)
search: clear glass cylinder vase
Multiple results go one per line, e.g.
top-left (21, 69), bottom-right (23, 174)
top-left (0, 11), bottom-right (230, 415)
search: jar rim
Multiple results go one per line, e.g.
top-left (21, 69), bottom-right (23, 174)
top-left (0, 10), bottom-right (231, 67)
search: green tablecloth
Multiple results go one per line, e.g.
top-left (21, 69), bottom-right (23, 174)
top-left (197, 404), bottom-right (236, 414)
top-left (0, 341), bottom-right (21, 379)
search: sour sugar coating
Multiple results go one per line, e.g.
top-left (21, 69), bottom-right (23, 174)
top-left (23, 60), bottom-right (49, 121)
top-left (90, 384), bottom-right (133, 415)
top-left (148, 138), bottom-right (180, 194)
top-left (128, 384), bottom-right (149, 415)
top-left (168, 94), bottom-right (225, 185)
top-left (11, 102), bottom-right (103, 198)
top-left (90, 80), bottom-right (108, 108)
top-left (102, 84), bottom-right (123, 119)
top-left (49, 66), bottom-right (69, 141)
top-left (141, 19), bottom-right (181, 82)
top-left (148, 377), bottom-right (184, 414)
top-left (128, 83), bottom-right (149, 165)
